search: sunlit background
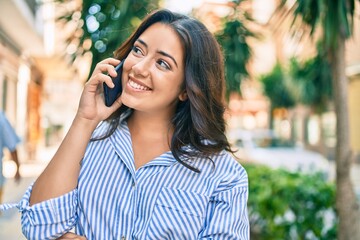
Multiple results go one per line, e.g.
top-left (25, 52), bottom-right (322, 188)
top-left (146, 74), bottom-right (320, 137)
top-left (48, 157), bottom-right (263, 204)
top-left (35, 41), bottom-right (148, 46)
top-left (1, 0), bottom-right (360, 239)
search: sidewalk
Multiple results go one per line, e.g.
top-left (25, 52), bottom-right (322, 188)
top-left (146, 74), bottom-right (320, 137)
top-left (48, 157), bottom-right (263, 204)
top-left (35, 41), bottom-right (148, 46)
top-left (0, 177), bottom-right (36, 239)
top-left (0, 146), bottom-right (57, 240)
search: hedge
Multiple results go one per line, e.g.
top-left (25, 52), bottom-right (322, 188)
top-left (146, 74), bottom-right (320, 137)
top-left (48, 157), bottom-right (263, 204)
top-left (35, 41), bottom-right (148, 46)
top-left (245, 163), bottom-right (337, 239)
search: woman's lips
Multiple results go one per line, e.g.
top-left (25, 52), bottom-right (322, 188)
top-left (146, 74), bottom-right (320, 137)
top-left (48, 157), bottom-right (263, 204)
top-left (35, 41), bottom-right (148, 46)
top-left (128, 79), bottom-right (151, 91)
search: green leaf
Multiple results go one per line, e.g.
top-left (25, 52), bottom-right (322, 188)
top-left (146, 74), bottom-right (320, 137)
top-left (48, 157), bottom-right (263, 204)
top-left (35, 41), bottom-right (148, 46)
top-left (245, 163), bottom-right (337, 239)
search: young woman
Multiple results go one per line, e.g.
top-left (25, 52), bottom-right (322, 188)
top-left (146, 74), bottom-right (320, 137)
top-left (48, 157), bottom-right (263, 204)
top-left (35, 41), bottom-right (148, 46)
top-left (4, 9), bottom-right (249, 239)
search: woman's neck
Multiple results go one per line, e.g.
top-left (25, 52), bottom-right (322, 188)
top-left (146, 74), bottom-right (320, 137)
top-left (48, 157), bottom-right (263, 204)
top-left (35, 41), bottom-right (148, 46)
top-left (127, 111), bottom-right (174, 169)
top-left (127, 110), bottom-right (174, 139)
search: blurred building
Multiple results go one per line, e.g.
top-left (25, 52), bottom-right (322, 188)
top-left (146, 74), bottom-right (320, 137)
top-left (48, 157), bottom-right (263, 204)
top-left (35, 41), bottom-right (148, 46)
top-left (0, 0), bottom-right (44, 159)
top-left (347, 1), bottom-right (360, 161)
top-left (193, 0), bottom-right (360, 160)
top-left (0, 0), bottom-right (88, 160)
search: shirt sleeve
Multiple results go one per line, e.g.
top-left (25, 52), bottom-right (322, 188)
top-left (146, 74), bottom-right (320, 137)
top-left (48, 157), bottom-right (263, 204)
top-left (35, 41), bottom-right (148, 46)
top-left (199, 170), bottom-right (250, 239)
top-left (18, 184), bottom-right (79, 240)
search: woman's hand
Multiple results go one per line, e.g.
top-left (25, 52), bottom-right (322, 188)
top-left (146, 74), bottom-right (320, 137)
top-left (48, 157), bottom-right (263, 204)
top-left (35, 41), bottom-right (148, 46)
top-left (57, 232), bottom-right (87, 240)
top-left (76, 58), bottom-right (122, 124)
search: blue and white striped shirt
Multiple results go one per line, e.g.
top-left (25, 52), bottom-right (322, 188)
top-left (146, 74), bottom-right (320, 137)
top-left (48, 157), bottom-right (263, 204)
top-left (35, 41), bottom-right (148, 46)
top-left (3, 120), bottom-right (249, 239)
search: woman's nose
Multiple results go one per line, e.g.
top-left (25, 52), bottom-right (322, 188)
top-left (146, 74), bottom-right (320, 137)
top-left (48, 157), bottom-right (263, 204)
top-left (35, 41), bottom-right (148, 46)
top-left (132, 58), bottom-right (151, 77)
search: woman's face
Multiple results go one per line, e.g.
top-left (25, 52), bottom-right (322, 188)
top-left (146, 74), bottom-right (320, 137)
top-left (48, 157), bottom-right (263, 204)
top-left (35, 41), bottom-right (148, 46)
top-left (121, 22), bottom-right (186, 116)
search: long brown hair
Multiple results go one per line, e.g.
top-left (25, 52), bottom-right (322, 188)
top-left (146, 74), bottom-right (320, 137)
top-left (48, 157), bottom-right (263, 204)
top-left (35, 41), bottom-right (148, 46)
top-left (95, 9), bottom-right (233, 172)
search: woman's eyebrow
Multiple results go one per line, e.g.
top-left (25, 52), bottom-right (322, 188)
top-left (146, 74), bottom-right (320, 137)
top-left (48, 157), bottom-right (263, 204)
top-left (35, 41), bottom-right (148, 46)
top-left (158, 50), bottom-right (178, 68)
top-left (136, 38), bottom-right (148, 48)
top-left (136, 38), bottom-right (178, 68)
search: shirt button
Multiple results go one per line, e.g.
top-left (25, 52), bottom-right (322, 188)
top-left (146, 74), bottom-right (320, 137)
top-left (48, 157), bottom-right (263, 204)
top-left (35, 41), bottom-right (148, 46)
top-left (121, 236), bottom-right (126, 240)
top-left (132, 182), bottom-right (136, 187)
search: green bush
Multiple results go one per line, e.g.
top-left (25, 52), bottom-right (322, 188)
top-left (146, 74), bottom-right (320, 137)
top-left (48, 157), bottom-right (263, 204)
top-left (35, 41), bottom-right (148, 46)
top-left (245, 164), bottom-right (337, 240)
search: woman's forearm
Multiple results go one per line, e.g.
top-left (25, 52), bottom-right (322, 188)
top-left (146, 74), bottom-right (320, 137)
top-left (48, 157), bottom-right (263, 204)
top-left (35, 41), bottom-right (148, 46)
top-left (29, 57), bottom-right (121, 205)
top-left (29, 116), bottom-right (99, 205)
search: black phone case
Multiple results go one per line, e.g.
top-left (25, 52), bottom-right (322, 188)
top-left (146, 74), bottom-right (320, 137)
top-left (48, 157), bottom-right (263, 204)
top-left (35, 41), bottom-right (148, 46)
top-left (103, 61), bottom-right (124, 107)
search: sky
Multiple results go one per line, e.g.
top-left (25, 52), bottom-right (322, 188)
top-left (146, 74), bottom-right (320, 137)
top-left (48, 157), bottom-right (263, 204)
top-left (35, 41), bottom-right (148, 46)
top-left (164, 0), bottom-right (230, 14)
top-left (164, 0), bottom-right (203, 13)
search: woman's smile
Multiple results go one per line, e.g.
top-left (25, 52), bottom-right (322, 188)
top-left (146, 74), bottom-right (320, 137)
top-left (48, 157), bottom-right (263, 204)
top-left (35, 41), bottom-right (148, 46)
top-left (127, 78), bottom-right (152, 91)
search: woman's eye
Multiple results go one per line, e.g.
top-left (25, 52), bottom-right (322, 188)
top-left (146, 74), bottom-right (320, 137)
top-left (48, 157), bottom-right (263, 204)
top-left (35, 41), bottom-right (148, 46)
top-left (132, 46), bottom-right (143, 55)
top-left (157, 60), bottom-right (170, 70)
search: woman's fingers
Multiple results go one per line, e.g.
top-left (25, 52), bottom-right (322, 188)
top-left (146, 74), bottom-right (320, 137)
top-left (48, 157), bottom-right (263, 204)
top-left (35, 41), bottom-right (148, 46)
top-left (57, 232), bottom-right (87, 239)
top-left (87, 58), bottom-right (121, 89)
top-left (93, 58), bottom-right (120, 77)
top-left (86, 72), bottom-right (114, 90)
top-left (111, 96), bottom-right (123, 109)
top-left (76, 57), bottom-right (122, 121)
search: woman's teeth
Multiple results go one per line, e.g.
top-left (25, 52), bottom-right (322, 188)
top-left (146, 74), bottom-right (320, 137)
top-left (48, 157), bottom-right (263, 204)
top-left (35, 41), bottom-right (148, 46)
top-left (129, 80), bottom-right (150, 90)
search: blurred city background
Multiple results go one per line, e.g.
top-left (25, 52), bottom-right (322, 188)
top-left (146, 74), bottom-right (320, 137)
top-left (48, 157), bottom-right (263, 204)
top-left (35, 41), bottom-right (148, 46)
top-left (0, 0), bottom-right (360, 239)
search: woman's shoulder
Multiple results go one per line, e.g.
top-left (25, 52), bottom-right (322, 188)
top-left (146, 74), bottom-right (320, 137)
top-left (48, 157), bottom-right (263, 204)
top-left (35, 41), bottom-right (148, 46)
top-left (91, 121), bottom-right (108, 137)
top-left (190, 149), bottom-right (247, 184)
top-left (208, 151), bottom-right (248, 193)
top-left (91, 120), bottom-right (125, 139)
top-left (214, 150), bottom-right (247, 177)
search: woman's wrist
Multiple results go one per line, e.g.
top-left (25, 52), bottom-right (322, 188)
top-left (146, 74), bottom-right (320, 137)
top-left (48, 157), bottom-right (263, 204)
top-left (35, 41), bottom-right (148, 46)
top-left (72, 115), bottom-right (100, 133)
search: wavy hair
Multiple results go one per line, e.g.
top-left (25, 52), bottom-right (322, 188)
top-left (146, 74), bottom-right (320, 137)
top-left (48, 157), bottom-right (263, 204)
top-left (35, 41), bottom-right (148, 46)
top-left (95, 9), bottom-right (234, 172)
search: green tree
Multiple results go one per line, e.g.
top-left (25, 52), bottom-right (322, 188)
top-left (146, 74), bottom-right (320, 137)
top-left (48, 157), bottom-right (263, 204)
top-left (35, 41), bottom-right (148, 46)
top-left (58, 0), bottom-right (159, 76)
top-left (260, 63), bottom-right (296, 128)
top-left (261, 63), bottom-right (296, 109)
top-left (278, 0), bottom-right (360, 238)
top-left (289, 46), bottom-right (333, 113)
top-left (288, 46), bottom-right (334, 155)
top-left (215, 4), bottom-right (254, 98)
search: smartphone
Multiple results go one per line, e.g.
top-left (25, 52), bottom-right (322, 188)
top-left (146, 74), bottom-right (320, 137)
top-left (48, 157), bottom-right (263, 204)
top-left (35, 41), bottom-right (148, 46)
top-left (103, 61), bottom-right (124, 107)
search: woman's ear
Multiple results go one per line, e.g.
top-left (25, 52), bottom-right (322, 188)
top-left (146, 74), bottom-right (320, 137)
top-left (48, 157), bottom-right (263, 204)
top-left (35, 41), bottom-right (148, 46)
top-left (178, 90), bottom-right (188, 101)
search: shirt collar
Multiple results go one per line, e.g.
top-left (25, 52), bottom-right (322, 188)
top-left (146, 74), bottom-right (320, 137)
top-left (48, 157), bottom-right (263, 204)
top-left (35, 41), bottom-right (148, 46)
top-left (108, 120), bottom-right (178, 170)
